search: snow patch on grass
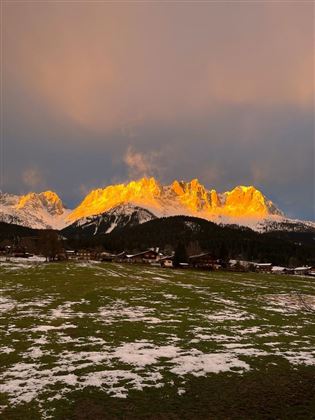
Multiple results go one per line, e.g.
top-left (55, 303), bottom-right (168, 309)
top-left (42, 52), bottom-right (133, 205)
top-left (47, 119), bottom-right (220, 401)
top-left (204, 309), bottom-right (255, 322)
top-left (113, 342), bottom-right (179, 367)
top-left (262, 293), bottom-right (315, 313)
top-left (99, 301), bottom-right (162, 324)
top-left (31, 323), bottom-right (77, 332)
top-left (0, 296), bottom-right (16, 312)
top-left (170, 350), bottom-right (250, 376)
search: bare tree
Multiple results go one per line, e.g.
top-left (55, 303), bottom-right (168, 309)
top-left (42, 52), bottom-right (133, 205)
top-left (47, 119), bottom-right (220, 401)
top-left (38, 230), bottom-right (62, 262)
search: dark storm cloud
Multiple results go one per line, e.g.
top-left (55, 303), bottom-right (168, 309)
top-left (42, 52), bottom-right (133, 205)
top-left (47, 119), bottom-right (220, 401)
top-left (2, 2), bottom-right (314, 219)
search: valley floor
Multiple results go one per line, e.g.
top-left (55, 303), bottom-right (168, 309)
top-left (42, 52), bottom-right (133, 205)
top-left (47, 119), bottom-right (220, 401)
top-left (0, 262), bottom-right (314, 419)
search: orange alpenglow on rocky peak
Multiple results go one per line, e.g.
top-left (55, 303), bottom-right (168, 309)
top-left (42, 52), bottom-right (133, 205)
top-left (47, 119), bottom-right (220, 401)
top-left (17, 191), bottom-right (65, 215)
top-left (67, 177), bottom-right (282, 222)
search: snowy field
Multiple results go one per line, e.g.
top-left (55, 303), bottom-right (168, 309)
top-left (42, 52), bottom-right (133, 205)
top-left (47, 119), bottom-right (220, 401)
top-left (1, 261), bottom-right (315, 419)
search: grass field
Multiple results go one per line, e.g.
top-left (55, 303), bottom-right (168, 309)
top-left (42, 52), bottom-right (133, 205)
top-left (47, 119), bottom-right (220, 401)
top-left (1, 260), bottom-right (315, 419)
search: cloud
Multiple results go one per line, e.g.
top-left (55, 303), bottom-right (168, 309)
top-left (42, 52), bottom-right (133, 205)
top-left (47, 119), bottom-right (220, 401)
top-left (22, 167), bottom-right (45, 190)
top-left (123, 147), bottom-right (161, 179)
top-left (3, 3), bottom-right (314, 219)
top-left (5, 2), bottom-right (313, 134)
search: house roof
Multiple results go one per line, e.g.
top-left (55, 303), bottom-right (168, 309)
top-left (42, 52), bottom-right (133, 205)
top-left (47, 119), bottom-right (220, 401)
top-left (126, 249), bottom-right (158, 258)
top-left (159, 255), bottom-right (174, 261)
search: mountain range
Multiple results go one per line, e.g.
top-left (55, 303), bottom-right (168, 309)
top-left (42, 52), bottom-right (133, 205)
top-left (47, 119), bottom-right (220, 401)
top-left (0, 177), bottom-right (314, 233)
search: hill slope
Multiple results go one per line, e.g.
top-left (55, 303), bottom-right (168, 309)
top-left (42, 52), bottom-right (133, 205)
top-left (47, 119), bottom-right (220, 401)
top-left (64, 215), bottom-right (315, 266)
top-left (63, 204), bottom-right (156, 236)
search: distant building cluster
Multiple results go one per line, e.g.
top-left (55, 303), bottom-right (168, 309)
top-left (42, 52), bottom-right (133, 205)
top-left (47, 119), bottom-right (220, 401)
top-left (0, 237), bottom-right (314, 278)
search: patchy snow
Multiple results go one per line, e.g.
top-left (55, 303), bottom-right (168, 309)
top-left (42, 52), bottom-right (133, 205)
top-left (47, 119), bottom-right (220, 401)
top-left (262, 293), bottom-right (315, 313)
top-left (113, 342), bottom-right (179, 367)
top-left (31, 323), bottom-right (77, 332)
top-left (0, 296), bottom-right (16, 312)
top-left (280, 351), bottom-right (315, 366)
top-left (99, 301), bottom-right (162, 324)
top-left (0, 346), bottom-right (15, 354)
top-left (105, 221), bottom-right (118, 233)
top-left (204, 309), bottom-right (255, 322)
top-left (170, 350), bottom-right (250, 376)
top-left (50, 300), bottom-right (88, 319)
top-left (1, 263), bottom-right (314, 416)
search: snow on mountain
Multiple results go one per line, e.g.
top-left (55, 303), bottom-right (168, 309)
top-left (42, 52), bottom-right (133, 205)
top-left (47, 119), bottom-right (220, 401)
top-left (255, 216), bottom-right (315, 233)
top-left (0, 191), bottom-right (71, 230)
top-left (63, 203), bottom-right (156, 235)
top-left (1, 178), bottom-right (314, 233)
top-left (67, 177), bottom-right (285, 228)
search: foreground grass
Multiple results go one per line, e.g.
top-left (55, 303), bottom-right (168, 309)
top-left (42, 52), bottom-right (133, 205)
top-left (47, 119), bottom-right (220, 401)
top-left (0, 261), bottom-right (314, 419)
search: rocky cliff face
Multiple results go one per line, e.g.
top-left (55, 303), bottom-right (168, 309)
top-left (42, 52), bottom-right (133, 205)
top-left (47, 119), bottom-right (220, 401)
top-left (68, 177), bottom-right (283, 222)
top-left (4, 178), bottom-right (313, 233)
top-left (0, 191), bottom-right (70, 229)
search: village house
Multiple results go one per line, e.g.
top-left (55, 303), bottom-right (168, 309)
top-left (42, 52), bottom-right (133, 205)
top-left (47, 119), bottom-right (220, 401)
top-left (308, 267), bottom-right (315, 277)
top-left (77, 250), bottom-right (98, 260)
top-left (293, 266), bottom-right (311, 276)
top-left (189, 252), bottom-right (218, 269)
top-left (100, 252), bottom-right (114, 262)
top-left (126, 249), bottom-right (159, 264)
top-left (254, 263), bottom-right (272, 272)
top-left (228, 259), bottom-right (251, 271)
top-left (112, 251), bottom-right (126, 262)
top-left (229, 260), bottom-right (273, 272)
top-left (100, 251), bottom-right (128, 262)
top-left (159, 255), bottom-right (174, 268)
top-left (271, 266), bottom-right (294, 275)
top-left (65, 250), bottom-right (77, 260)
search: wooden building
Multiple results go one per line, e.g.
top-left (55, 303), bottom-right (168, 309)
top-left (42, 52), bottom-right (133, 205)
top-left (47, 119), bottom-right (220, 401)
top-left (160, 255), bottom-right (174, 268)
top-left (293, 266), bottom-right (311, 276)
top-left (189, 252), bottom-right (217, 269)
top-left (254, 263), bottom-right (272, 272)
top-left (126, 249), bottom-right (158, 264)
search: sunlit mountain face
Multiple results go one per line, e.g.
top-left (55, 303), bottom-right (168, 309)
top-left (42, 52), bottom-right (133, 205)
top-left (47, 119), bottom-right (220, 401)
top-left (17, 191), bottom-right (65, 216)
top-left (0, 191), bottom-right (71, 229)
top-left (68, 177), bottom-right (283, 223)
top-left (2, 178), bottom-right (315, 232)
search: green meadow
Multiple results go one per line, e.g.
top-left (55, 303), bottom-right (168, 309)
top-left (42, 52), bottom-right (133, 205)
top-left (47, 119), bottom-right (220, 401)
top-left (1, 261), bottom-right (314, 419)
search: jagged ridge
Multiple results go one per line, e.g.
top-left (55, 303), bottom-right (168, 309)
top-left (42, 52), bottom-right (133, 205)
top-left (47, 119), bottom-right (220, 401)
top-left (1, 178), bottom-right (314, 233)
top-left (0, 191), bottom-right (70, 230)
top-left (68, 177), bottom-right (283, 223)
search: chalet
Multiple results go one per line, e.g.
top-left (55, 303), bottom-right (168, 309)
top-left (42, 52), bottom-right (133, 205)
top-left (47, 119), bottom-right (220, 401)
top-left (179, 262), bottom-right (190, 268)
top-left (271, 266), bottom-right (294, 275)
top-left (189, 252), bottom-right (217, 269)
top-left (160, 255), bottom-right (174, 268)
top-left (113, 251), bottom-right (127, 262)
top-left (100, 251), bottom-right (126, 262)
top-left (229, 260), bottom-right (272, 272)
top-left (65, 250), bottom-right (77, 260)
top-left (77, 250), bottom-right (98, 260)
top-left (254, 263), bottom-right (272, 272)
top-left (126, 249), bottom-right (158, 264)
top-left (293, 266), bottom-right (311, 276)
top-left (228, 259), bottom-right (251, 271)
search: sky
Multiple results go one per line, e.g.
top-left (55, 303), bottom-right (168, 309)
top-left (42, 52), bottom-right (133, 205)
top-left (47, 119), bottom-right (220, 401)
top-left (1, 1), bottom-right (314, 219)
